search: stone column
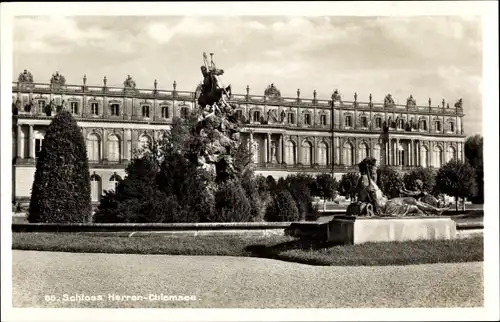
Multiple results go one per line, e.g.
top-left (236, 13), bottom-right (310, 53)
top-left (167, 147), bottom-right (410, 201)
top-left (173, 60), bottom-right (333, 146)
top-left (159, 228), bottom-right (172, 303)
top-left (17, 125), bottom-right (23, 159)
top-left (122, 128), bottom-right (127, 161)
top-left (28, 125), bottom-right (34, 159)
top-left (102, 128), bottom-right (108, 162)
top-left (267, 133), bottom-right (271, 163)
top-left (339, 137), bottom-right (344, 165)
top-left (386, 139), bottom-right (391, 166)
top-left (354, 137), bottom-right (358, 166)
top-left (249, 132), bottom-right (254, 164)
top-left (396, 138), bottom-right (400, 166)
top-left (278, 134), bottom-right (283, 164)
top-left (264, 134), bottom-right (268, 164)
top-left (430, 141), bottom-right (434, 167)
top-left (460, 142), bottom-right (465, 162)
top-left (297, 135), bottom-right (302, 164)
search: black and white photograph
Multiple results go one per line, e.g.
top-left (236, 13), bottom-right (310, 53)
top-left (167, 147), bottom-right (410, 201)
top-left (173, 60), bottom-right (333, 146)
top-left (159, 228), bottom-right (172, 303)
top-left (1, 2), bottom-right (498, 321)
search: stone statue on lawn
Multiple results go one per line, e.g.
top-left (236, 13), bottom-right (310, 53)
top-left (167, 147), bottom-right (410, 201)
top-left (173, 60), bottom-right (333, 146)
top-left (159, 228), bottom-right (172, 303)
top-left (193, 52), bottom-right (240, 184)
top-left (347, 157), bottom-right (449, 217)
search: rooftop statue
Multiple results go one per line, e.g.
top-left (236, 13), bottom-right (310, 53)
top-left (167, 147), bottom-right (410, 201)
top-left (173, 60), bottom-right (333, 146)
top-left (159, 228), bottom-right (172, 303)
top-left (50, 71), bottom-right (66, 85)
top-left (406, 94), bottom-right (416, 106)
top-left (124, 75), bottom-right (136, 89)
top-left (384, 94), bottom-right (395, 107)
top-left (264, 83), bottom-right (281, 100)
top-left (454, 98), bottom-right (463, 109)
top-left (18, 69), bottom-right (34, 83)
top-left (347, 157), bottom-right (449, 217)
top-left (331, 89), bottom-right (341, 102)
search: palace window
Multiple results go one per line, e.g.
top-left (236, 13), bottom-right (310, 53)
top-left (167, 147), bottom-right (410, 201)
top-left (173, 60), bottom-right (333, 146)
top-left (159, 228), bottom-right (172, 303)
top-left (142, 105), bottom-right (150, 118)
top-left (38, 100), bottom-right (45, 111)
top-left (180, 107), bottom-right (189, 119)
top-left (87, 133), bottom-right (101, 162)
top-left (109, 174), bottom-right (122, 192)
top-left (252, 111), bottom-right (261, 122)
top-left (70, 102), bottom-right (79, 114)
top-left (35, 139), bottom-right (43, 159)
top-left (450, 122), bottom-right (455, 132)
top-left (110, 103), bottom-right (120, 116)
top-left (317, 141), bottom-right (328, 165)
top-left (435, 121), bottom-right (442, 132)
top-left (288, 113), bottom-right (295, 124)
top-left (161, 106), bottom-right (169, 119)
top-left (375, 117), bottom-right (382, 129)
top-left (320, 115), bottom-right (327, 126)
top-left (344, 115), bottom-right (352, 127)
top-left (90, 175), bottom-right (102, 202)
top-left (398, 119), bottom-right (404, 129)
top-left (360, 116), bottom-right (368, 128)
top-left (91, 103), bottom-right (99, 116)
top-left (420, 120), bottom-right (427, 131)
top-left (304, 113), bottom-right (311, 125)
top-left (107, 135), bottom-right (120, 162)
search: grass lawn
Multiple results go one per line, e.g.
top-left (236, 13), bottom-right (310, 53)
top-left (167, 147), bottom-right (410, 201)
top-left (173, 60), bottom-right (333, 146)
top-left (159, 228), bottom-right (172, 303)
top-left (12, 233), bottom-right (483, 266)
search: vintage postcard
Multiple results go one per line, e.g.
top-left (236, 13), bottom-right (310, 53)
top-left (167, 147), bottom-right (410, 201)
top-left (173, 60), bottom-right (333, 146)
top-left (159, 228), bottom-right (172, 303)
top-left (1, 1), bottom-right (498, 322)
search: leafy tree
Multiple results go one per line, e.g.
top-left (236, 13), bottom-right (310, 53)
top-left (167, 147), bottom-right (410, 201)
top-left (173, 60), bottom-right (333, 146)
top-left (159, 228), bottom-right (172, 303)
top-left (403, 166), bottom-right (437, 195)
top-left (211, 179), bottom-right (254, 222)
top-left (93, 156), bottom-right (170, 223)
top-left (464, 134), bottom-right (483, 204)
top-left (266, 175), bottom-right (277, 194)
top-left (436, 159), bottom-right (477, 211)
top-left (338, 172), bottom-right (359, 201)
top-left (315, 173), bottom-right (339, 201)
top-left (377, 166), bottom-right (403, 198)
top-left (28, 111), bottom-right (91, 223)
top-left (264, 189), bottom-right (300, 222)
top-left (284, 174), bottom-right (314, 221)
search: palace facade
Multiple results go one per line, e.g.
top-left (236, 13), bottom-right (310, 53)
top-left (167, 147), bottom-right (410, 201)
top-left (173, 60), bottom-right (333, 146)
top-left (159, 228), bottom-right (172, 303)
top-left (12, 70), bottom-right (467, 203)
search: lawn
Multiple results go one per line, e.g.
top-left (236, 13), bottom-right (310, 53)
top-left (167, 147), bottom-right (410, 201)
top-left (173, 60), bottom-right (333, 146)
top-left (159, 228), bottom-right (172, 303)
top-left (12, 233), bottom-right (483, 266)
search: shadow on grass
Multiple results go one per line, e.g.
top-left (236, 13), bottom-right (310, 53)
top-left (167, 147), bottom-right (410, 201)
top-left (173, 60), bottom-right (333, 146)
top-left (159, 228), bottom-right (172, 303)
top-left (245, 238), bottom-right (345, 265)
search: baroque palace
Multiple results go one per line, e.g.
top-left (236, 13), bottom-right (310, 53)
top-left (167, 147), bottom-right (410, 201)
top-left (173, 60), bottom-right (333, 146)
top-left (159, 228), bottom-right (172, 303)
top-left (12, 70), bottom-right (466, 203)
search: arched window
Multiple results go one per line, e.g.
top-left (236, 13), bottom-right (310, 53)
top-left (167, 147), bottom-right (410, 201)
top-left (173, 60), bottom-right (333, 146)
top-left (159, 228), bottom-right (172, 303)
top-left (301, 141), bottom-right (313, 165)
top-left (285, 140), bottom-right (296, 165)
top-left (342, 142), bottom-right (354, 166)
top-left (107, 135), bottom-right (120, 162)
top-left (87, 133), bottom-right (101, 162)
top-left (34, 130), bottom-right (45, 159)
top-left (90, 174), bottom-right (102, 202)
top-left (433, 145), bottom-right (443, 168)
top-left (446, 146), bottom-right (456, 163)
top-left (375, 117), bottom-right (382, 129)
top-left (304, 114), bottom-right (312, 125)
top-left (161, 106), bottom-right (169, 119)
top-left (358, 142), bottom-right (370, 162)
top-left (420, 145), bottom-right (428, 168)
top-left (110, 103), bottom-right (120, 116)
top-left (317, 141), bottom-right (328, 166)
top-left (109, 173), bottom-right (122, 192)
top-left (373, 143), bottom-right (382, 165)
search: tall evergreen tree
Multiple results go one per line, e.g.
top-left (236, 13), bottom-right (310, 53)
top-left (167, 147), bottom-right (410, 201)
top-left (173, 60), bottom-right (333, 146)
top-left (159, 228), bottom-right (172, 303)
top-left (28, 111), bottom-right (91, 223)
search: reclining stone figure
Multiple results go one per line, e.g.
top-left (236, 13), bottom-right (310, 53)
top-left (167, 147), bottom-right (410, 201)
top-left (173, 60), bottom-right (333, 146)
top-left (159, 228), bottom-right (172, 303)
top-left (347, 157), bottom-right (449, 217)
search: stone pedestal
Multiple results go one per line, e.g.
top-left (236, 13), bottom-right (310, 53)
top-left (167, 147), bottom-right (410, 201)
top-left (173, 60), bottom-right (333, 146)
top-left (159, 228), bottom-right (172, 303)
top-left (326, 216), bottom-right (456, 244)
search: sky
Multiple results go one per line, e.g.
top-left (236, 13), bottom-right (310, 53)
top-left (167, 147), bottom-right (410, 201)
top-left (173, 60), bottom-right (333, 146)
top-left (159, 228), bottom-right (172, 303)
top-left (12, 15), bottom-right (483, 135)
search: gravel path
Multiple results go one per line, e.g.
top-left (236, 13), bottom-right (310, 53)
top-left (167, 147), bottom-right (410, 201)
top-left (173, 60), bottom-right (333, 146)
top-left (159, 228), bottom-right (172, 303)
top-left (12, 250), bottom-right (483, 308)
